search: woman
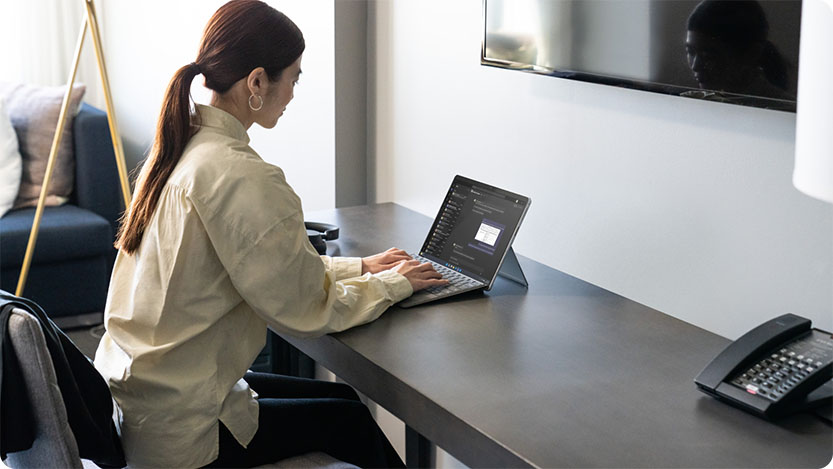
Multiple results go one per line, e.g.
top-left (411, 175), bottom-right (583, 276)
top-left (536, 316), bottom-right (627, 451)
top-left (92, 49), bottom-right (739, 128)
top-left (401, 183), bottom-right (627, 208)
top-left (93, 1), bottom-right (446, 467)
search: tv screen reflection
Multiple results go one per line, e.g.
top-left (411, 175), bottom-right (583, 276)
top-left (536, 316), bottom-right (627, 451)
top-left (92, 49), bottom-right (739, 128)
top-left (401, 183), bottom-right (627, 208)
top-left (483, 0), bottom-right (801, 111)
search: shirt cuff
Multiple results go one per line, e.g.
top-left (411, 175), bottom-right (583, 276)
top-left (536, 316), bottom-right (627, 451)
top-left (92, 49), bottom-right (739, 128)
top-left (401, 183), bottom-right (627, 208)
top-left (374, 269), bottom-right (414, 303)
top-left (325, 256), bottom-right (363, 281)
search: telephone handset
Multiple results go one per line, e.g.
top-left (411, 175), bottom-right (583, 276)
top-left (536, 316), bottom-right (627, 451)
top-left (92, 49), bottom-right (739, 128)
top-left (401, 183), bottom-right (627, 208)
top-left (305, 221), bottom-right (339, 255)
top-left (694, 313), bottom-right (833, 419)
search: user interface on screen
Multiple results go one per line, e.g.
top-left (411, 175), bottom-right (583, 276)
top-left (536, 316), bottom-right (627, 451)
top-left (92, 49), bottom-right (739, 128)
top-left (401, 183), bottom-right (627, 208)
top-left (420, 176), bottom-right (529, 284)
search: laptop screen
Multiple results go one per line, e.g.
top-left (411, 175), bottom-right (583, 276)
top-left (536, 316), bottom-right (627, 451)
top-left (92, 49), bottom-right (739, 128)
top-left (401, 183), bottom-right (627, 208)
top-left (419, 175), bottom-right (530, 285)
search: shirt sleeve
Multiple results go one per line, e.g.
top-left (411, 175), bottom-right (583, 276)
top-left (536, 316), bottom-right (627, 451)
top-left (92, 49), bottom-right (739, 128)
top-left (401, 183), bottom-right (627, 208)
top-left (320, 256), bottom-right (363, 281)
top-left (226, 211), bottom-right (412, 337)
top-left (189, 154), bottom-right (412, 338)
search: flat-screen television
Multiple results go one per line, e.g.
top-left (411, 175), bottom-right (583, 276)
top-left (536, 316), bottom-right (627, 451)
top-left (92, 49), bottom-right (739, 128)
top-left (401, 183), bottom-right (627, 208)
top-left (482, 0), bottom-right (802, 112)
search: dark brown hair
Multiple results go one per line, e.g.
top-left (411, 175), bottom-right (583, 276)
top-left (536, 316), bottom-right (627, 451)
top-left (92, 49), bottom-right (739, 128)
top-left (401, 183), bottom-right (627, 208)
top-left (116, 0), bottom-right (304, 254)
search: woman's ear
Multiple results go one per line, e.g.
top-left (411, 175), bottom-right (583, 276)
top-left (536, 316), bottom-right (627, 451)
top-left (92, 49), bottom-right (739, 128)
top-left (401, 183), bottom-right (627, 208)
top-left (246, 67), bottom-right (267, 95)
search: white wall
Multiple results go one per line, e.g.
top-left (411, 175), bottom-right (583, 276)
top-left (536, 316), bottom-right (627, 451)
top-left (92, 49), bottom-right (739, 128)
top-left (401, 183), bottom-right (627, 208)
top-left (370, 0), bottom-right (832, 341)
top-left (101, 0), bottom-right (336, 211)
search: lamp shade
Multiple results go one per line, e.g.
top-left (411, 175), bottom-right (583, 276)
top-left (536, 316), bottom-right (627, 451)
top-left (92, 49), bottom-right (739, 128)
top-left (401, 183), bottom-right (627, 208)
top-left (793, 0), bottom-right (833, 204)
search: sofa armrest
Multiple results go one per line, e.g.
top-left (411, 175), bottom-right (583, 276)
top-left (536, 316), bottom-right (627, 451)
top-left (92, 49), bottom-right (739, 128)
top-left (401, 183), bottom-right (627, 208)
top-left (73, 103), bottom-right (124, 241)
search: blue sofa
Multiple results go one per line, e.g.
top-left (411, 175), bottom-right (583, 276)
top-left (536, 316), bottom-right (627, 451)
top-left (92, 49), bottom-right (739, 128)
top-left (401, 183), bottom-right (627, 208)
top-left (0, 104), bottom-right (122, 326)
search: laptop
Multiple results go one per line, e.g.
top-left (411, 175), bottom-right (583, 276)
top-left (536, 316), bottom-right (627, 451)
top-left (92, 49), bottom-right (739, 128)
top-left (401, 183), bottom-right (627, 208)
top-left (400, 175), bottom-right (531, 308)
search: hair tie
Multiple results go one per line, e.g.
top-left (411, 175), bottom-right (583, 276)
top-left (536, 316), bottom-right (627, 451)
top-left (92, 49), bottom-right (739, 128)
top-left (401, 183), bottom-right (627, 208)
top-left (191, 62), bottom-right (201, 74)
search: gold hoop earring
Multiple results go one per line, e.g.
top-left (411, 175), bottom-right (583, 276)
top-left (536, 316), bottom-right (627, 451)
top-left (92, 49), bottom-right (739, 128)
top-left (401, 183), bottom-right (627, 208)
top-left (248, 94), bottom-right (263, 111)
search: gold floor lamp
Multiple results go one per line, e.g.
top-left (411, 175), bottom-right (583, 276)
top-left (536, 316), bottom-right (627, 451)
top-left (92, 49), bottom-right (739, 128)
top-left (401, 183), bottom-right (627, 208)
top-left (15, 0), bottom-right (132, 296)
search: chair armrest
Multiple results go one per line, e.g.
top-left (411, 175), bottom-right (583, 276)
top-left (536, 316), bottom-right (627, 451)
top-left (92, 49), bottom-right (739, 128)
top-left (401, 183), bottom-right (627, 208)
top-left (72, 103), bottom-right (123, 241)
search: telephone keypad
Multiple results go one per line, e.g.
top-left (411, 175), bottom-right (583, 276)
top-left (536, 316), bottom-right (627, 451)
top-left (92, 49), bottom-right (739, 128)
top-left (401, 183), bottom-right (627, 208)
top-left (731, 330), bottom-right (833, 403)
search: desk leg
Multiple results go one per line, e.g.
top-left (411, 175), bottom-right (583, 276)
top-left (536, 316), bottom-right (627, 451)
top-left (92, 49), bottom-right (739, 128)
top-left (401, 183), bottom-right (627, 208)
top-left (405, 425), bottom-right (431, 468)
top-left (268, 331), bottom-right (315, 378)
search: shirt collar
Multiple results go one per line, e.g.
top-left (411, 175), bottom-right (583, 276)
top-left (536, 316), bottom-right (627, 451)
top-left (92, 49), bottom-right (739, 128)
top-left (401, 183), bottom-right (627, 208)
top-left (195, 104), bottom-right (250, 144)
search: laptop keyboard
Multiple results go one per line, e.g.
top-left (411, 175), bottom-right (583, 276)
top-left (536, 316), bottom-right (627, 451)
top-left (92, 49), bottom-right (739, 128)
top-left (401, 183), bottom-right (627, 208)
top-left (408, 253), bottom-right (483, 294)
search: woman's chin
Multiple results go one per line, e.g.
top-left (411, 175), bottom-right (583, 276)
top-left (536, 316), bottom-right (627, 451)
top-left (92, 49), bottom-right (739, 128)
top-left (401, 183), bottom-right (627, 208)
top-left (259, 118), bottom-right (279, 129)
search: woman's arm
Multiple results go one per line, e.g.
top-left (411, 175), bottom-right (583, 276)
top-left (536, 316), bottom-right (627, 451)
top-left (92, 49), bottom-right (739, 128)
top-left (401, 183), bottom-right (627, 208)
top-left (225, 211), bottom-right (413, 338)
top-left (320, 247), bottom-right (412, 281)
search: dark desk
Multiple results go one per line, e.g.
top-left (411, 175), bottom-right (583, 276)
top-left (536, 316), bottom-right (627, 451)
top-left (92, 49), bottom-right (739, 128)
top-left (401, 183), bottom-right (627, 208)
top-left (280, 203), bottom-right (832, 468)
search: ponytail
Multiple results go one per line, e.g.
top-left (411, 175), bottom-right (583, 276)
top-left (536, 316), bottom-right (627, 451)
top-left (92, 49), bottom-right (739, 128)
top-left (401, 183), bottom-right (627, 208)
top-left (115, 63), bottom-right (201, 254)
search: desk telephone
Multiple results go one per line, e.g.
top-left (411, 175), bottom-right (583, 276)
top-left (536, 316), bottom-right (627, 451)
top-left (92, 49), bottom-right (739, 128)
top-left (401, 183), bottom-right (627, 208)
top-left (695, 313), bottom-right (833, 419)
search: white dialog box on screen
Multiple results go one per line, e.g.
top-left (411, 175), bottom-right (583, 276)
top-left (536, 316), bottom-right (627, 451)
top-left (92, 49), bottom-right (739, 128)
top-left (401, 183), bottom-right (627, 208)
top-left (475, 222), bottom-right (501, 247)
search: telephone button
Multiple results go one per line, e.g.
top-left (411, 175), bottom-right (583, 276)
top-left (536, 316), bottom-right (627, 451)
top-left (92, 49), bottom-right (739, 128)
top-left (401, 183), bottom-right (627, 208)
top-left (806, 367), bottom-right (814, 373)
top-left (745, 384), bottom-right (759, 394)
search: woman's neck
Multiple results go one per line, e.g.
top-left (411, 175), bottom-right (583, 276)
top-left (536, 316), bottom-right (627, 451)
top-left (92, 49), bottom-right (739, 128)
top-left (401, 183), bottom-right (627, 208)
top-left (209, 84), bottom-right (253, 130)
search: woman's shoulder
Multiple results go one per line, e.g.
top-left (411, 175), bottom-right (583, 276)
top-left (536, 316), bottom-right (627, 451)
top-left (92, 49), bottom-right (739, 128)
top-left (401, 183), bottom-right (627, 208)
top-left (183, 128), bottom-right (262, 170)
top-left (173, 131), bottom-right (282, 188)
top-left (169, 132), bottom-right (302, 225)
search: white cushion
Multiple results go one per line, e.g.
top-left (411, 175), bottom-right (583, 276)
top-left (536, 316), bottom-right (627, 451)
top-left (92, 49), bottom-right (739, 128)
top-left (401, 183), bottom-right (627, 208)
top-left (0, 98), bottom-right (22, 218)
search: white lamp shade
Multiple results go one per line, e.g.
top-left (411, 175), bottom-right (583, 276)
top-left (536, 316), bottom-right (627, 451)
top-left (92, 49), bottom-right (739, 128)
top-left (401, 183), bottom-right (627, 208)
top-left (793, 0), bottom-right (833, 204)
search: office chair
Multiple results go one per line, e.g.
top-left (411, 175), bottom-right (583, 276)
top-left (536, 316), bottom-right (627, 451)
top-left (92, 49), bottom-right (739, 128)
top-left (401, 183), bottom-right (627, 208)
top-left (3, 308), bottom-right (83, 469)
top-left (1, 307), bottom-right (357, 469)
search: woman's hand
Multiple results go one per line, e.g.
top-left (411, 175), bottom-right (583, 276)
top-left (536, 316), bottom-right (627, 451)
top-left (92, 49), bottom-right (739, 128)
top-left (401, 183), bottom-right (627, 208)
top-left (392, 259), bottom-right (449, 292)
top-left (361, 248), bottom-right (412, 275)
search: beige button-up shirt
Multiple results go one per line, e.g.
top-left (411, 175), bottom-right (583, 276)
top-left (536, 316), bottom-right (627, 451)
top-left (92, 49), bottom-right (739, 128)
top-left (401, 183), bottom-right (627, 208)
top-left (93, 104), bottom-right (412, 468)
